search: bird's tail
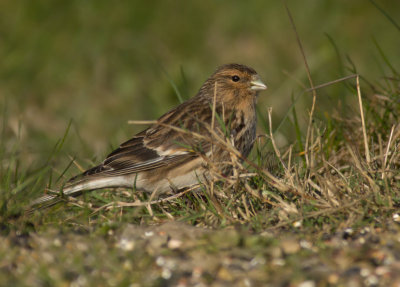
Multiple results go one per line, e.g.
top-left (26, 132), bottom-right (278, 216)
top-left (26, 175), bottom-right (129, 214)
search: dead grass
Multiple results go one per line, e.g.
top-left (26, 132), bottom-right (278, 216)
top-left (1, 2), bottom-right (400, 286)
top-left (20, 70), bottom-right (399, 235)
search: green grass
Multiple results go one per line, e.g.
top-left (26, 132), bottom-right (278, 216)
top-left (1, 1), bottom-right (400, 286)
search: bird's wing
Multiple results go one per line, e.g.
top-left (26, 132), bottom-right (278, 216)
top-left (70, 132), bottom-right (196, 180)
top-left (69, 99), bottom-right (217, 181)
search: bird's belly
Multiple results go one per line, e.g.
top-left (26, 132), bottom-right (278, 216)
top-left (150, 170), bottom-right (206, 194)
top-left (138, 156), bottom-right (207, 194)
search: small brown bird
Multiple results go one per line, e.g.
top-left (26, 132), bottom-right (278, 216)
top-left (31, 64), bottom-right (267, 208)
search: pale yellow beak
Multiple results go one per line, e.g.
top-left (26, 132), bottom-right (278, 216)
top-left (250, 76), bottom-right (267, 91)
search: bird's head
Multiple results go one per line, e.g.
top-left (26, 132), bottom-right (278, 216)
top-left (199, 64), bottom-right (267, 104)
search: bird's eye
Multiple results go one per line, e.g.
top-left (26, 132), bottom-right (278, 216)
top-left (232, 75), bottom-right (240, 82)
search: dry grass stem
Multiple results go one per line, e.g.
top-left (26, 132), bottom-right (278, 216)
top-left (91, 186), bottom-right (198, 214)
top-left (356, 75), bottom-right (371, 165)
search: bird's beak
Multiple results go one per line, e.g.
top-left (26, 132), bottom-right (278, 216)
top-left (250, 76), bottom-right (267, 91)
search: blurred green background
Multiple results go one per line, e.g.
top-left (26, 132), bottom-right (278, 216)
top-left (1, 0), bottom-right (399, 177)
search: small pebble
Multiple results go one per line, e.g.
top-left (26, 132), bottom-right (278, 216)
top-left (328, 274), bottom-right (339, 284)
top-left (117, 238), bottom-right (135, 251)
top-left (161, 268), bottom-right (172, 279)
top-left (156, 256), bottom-right (166, 266)
top-left (272, 258), bottom-right (285, 266)
top-left (365, 275), bottom-right (378, 286)
top-left (293, 220), bottom-right (302, 228)
top-left (300, 240), bottom-right (312, 250)
top-left (53, 238), bottom-right (62, 247)
top-left (168, 239), bottom-right (182, 249)
top-left (360, 268), bottom-right (370, 277)
top-left (298, 280), bottom-right (315, 287)
top-left (281, 239), bottom-right (300, 254)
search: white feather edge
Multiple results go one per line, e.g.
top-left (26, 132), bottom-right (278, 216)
top-left (30, 176), bottom-right (138, 206)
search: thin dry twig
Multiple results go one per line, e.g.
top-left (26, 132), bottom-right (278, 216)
top-left (383, 125), bottom-right (395, 173)
top-left (210, 82), bottom-right (218, 196)
top-left (306, 74), bottom-right (358, 92)
top-left (356, 75), bottom-right (371, 165)
top-left (127, 120), bottom-right (157, 125)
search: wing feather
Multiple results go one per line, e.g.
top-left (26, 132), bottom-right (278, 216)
top-left (69, 131), bottom-right (195, 181)
top-left (69, 97), bottom-right (225, 182)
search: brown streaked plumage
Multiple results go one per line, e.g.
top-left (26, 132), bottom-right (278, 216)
top-left (30, 63), bottom-right (267, 209)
